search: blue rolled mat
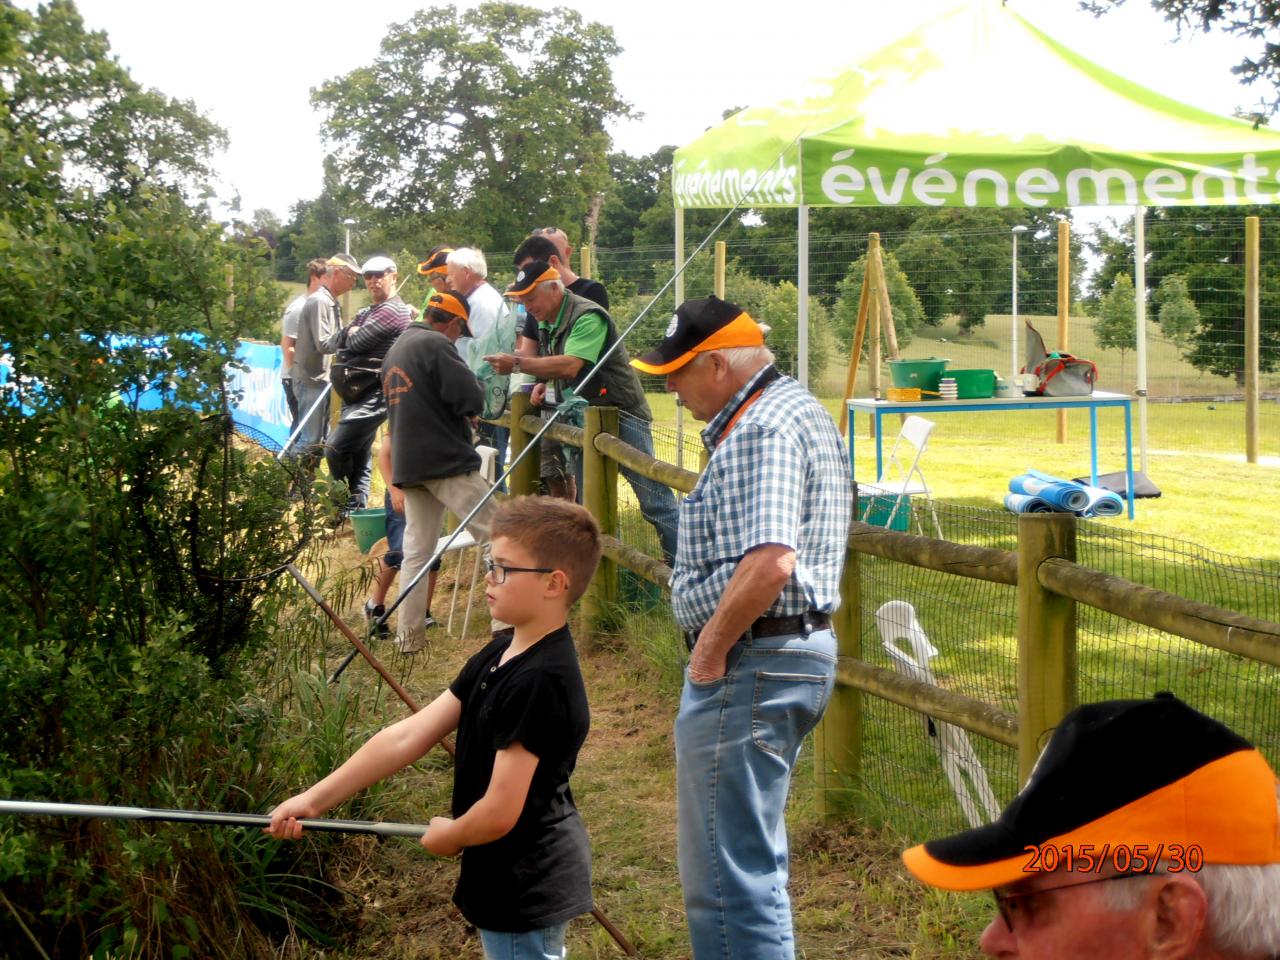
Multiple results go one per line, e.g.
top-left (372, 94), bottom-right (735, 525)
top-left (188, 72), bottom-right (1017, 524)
top-left (1004, 493), bottom-right (1056, 514)
top-left (1078, 484), bottom-right (1124, 517)
top-left (1008, 470), bottom-right (1090, 512)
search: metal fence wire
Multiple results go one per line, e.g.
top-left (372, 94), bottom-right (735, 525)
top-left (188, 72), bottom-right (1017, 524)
top-left (594, 216), bottom-right (1279, 460)
top-left (851, 499), bottom-right (1280, 844)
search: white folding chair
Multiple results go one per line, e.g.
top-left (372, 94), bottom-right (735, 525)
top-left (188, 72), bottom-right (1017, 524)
top-left (875, 600), bottom-right (1001, 828)
top-left (860, 415), bottom-right (943, 538)
top-left (446, 445), bottom-right (498, 638)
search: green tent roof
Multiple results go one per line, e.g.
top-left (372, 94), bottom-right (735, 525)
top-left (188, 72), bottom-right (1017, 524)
top-left (673, 0), bottom-right (1280, 209)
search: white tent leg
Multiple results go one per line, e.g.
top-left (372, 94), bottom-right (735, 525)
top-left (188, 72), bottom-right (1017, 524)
top-left (1134, 205), bottom-right (1150, 473)
top-left (675, 206), bottom-right (685, 469)
top-left (798, 205), bottom-right (810, 387)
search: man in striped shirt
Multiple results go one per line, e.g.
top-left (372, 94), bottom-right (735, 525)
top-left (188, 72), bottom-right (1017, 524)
top-left (632, 296), bottom-right (852, 959)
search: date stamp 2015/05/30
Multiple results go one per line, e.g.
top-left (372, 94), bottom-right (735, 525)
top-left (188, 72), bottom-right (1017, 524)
top-left (1023, 843), bottom-right (1204, 874)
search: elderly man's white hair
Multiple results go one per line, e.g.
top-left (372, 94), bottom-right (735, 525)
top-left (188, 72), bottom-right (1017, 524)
top-left (1102, 791), bottom-right (1280, 955)
top-left (689, 344), bottom-right (776, 375)
top-left (447, 247), bottom-right (487, 279)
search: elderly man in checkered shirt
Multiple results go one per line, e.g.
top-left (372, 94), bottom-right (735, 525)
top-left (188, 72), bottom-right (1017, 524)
top-left (632, 296), bottom-right (852, 960)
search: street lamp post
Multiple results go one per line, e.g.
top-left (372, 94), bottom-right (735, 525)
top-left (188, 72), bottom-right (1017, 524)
top-left (1011, 225), bottom-right (1028, 381)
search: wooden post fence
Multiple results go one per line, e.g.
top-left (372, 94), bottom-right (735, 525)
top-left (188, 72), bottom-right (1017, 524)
top-left (581, 405), bottom-right (620, 641)
top-left (506, 391), bottom-right (541, 497)
top-left (1015, 513), bottom-right (1077, 783)
top-left (817, 543), bottom-right (862, 820)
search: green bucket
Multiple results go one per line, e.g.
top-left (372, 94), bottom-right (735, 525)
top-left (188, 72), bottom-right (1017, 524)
top-left (946, 368), bottom-right (996, 399)
top-left (349, 507), bottom-right (388, 554)
top-left (887, 358), bottom-right (949, 395)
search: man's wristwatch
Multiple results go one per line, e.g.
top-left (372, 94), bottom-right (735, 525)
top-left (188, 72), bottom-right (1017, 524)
top-left (512, 356), bottom-right (522, 374)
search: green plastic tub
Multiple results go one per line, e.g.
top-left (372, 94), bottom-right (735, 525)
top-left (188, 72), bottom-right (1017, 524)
top-left (887, 358), bottom-right (949, 396)
top-left (859, 494), bottom-right (911, 531)
top-left (349, 507), bottom-right (388, 554)
top-left (946, 368), bottom-right (996, 399)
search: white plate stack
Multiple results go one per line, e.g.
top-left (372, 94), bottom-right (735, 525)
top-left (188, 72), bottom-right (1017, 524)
top-left (938, 377), bottom-right (958, 400)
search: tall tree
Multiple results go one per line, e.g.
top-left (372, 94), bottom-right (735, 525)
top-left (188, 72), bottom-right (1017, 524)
top-left (0, 3), bottom-right (298, 954)
top-left (891, 209), bottom-right (1081, 332)
top-left (1130, 206), bottom-right (1280, 383)
top-left (312, 3), bottom-right (634, 253)
top-left (597, 146), bottom-right (675, 250)
top-left (0, 0), bottom-right (226, 199)
top-left (1096, 271), bottom-right (1141, 377)
top-left (1153, 273), bottom-right (1201, 344)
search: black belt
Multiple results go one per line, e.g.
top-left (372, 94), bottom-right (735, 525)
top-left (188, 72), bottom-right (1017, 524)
top-left (684, 611), bottom-right (831, 652)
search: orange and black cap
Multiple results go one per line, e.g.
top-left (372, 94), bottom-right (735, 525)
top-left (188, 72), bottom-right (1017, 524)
top-left (425, 290), bottom-right (472, 337)
top-left (903, 693), bottom-right (1280, 891)
top-left (417, 246), bottom-right (453, 277)
top-left (506, 260), bottom-right (559, 296)
top-left (630, 296), bottom-right (764, 375)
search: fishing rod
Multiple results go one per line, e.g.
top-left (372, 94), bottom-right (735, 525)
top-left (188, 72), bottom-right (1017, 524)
top-left (0, 799), bottom-right (428, 839)
top-left (1, 797), bottom-right (635, 954)
top-left (276, 385), bottom-right (328, 460)
top-left (378, 189), bottom-right (776, 635)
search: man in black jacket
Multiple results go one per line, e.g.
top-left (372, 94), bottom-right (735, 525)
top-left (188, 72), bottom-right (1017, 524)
top-left (381, 290), bottom-right (504, 653)
top-left (323, 255), bottom-right (412, 511)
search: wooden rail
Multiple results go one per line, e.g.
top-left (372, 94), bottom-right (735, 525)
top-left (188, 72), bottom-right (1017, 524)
top-left (501, 394), bottom-right (1280, 821)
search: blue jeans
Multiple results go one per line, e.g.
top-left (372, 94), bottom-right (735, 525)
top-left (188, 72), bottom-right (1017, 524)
top-left (616, 416), bottom-right (680, 565)
top-left (675, 628), bottom-right (837, 959)
top-left (325, 392), bottom-right (386, 509)
top-left (288, 380), bottom-right (331, 467)
top-left (477, 923), bottom-right (567, 960)
top-left (383, 490), bottom-right (405, 569)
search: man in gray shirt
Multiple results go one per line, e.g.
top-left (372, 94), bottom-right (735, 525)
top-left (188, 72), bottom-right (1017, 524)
top-left (290, 253), bottom-right (359, 465)
top-left (280, 258), bottom-right (328, 428)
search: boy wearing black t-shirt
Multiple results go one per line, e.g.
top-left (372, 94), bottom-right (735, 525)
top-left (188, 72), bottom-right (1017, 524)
top-left (267, 496), bottom-right (600, 958)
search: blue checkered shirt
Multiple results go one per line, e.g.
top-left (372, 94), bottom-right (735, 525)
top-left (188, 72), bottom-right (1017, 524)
top-left (671, 365), bottom-right (852, 632)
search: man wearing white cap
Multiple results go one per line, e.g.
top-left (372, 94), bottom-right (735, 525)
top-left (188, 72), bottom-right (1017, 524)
top-left (291, 253), bottom-right (359, 465)
top-left (322, 255), bottom-right (412, 510)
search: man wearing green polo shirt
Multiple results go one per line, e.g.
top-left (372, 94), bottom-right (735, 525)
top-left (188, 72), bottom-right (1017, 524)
top-left (484, 260), bottom-right (679, 564)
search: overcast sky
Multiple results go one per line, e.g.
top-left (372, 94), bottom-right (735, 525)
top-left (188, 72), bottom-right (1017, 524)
top-left (39, 0), bottom-right (1270, 223)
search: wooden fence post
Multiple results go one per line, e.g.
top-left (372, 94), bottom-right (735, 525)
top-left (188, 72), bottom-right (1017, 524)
top-left (816, 542), bottom-right (863, 820)
top-left (580, 405), bottom-right (619, 642)
top-left (1016, 513), bottom-right (1077, 784)
top-left (507, 391), bottom-right (540, 497)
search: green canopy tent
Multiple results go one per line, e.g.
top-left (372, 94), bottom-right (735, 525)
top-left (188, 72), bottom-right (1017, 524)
top-left (671, 0), bottom-right (1280, 470)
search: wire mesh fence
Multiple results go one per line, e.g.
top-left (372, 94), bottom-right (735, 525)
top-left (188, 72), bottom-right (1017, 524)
top-left (592, 214), bottom-right (1280, 462)
top-left (849, 499), bottom-right (1280, 844)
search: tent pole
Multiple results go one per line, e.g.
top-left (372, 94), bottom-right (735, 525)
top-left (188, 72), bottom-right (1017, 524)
top-left (798, 205), bottom-right (810, 387)
top-left (1056, 220), bottom-right (1070, 444)
top-left (1134, 205), bottom-right (1150, 474)
top-left (1245, 215), bottom-right (1260, 464)
top-left (675, 207), bottom-right (686, 470)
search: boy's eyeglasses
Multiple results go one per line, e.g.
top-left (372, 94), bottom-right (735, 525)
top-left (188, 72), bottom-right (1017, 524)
top-left (483, 556), bottom-right (554, 585)
top-left (363, 270), bottom-right (389, 280)
top-left (992, 872), bottom-right (1147, 933)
